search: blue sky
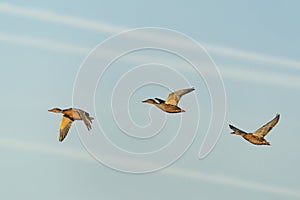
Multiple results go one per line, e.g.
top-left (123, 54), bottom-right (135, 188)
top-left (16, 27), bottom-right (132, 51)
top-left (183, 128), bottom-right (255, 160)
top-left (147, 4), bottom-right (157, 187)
top-left (1, 1), bottom-right (300, 200)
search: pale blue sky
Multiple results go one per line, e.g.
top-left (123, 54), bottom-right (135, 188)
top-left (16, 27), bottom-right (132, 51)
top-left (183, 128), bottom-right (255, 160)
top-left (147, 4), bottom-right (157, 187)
top-left (0, 1), bottom-right (300, 200)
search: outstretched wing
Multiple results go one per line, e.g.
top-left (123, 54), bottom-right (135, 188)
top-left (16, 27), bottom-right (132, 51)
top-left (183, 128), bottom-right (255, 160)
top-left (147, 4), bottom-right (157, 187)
top-left (59, 115), bottom-right (74, 142)
top-left (229, 124), bottom-right (247, 134)
top-left (252, 114), bottom-right (280, 138)
top-left (165, 87), bottom-right (195, 106)
top-left (77, 110), bottom-right (93, 130)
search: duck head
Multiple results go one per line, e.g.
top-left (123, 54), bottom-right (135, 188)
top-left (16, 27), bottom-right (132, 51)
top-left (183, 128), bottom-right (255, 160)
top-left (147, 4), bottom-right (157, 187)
top-left (48, 108), bottom-right (63, 113)
top-left (142, 99), bottom-right (158, 104)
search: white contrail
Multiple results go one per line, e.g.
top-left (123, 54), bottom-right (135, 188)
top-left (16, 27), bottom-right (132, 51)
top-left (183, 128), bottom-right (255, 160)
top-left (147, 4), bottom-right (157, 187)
top-left (164, 168), bottom-right (300, 198)
top-left (221, 66), bottom-right (300, 89)
top-left (0, 31), bottom-right (298, 90)
top-left (204, 44), bottom-right (300, 70)
top-left (0, 137), bottom-right (91, 161)
top-left (0, 3), bottom-right (126, 33)
top-left (0, 32), bottom-right (89, 54)
top-left (1, 137), bottom-right (299, 198)
top-left (0, 2), bottom-right (300, 70)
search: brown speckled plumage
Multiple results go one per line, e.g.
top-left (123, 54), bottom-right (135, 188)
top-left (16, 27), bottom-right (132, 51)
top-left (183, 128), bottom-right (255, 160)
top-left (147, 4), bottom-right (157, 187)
top-left (48, 108), bottom-right (94, 142)
top-left (229, 114), bottom-right (280, 145)
top-left (142, 88), bottom-right (195, 113)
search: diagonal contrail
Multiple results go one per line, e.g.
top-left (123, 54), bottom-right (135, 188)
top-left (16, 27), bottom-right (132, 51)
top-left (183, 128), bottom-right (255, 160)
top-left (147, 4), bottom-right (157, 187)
top-left (0, 3), bottom-right (126, 33)
top-left (0, 32), bottom-right (89, 54)
top-left (0, 31), bottom-right (299, 90)
top-left (221, 66), bottom-right (300, 89)
top-left (1, 137), bottom-right (299, 198)
top-left (0, 32), bottom-right (300, 89)
top-left (0, 3), bottom-right (300, 70)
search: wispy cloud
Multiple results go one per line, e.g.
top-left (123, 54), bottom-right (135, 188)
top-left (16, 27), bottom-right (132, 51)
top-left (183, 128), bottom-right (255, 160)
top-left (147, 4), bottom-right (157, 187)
top-left (0, 2), bottom-right (300, 70)
top-left (205, 44), bottom-right (300, 70)
top-left (0, 137), bottom-right (90, 161)
top-left (1, 137), bottom-right (299, 198)
top-left (221, 66), bottom-right (300, 89)
top-left (0, 32), bottom-right (89, 54)
top-left (165, 168), bottom-right (300, 198)
top-left (0, 31), bottom-right (298, 90)
top-left (0, 3), bottom-right (126, 33)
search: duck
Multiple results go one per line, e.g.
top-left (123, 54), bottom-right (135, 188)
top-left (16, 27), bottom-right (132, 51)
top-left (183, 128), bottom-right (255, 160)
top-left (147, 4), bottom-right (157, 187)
top-left (48, 108), bottom-right (94, 142)
top-left (142, 87), bottom-right (195, 113)
top-left (229, 114), bottom-right (280, 145)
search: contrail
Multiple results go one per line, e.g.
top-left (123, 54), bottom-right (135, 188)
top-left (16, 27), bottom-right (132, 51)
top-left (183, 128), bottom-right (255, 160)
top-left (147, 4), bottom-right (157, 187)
top-left (0, 31), bottom-right (298, 90)
top-left (0, 137), bottom-right (91, 161)
top-left (221, 65), bottom-right (300, 89)
top-left (1, 137), bottom-right (299, 198)
top-left (0, 3), bottom-right (126, 33)
top-left (204, 44), bottom-right (300, 70)
top-left (164, 168), bottom-right (300, 198)
top-left (0, 32), bottom-right (89, 54)
top-left (0, 2), bottom-right (300, 70)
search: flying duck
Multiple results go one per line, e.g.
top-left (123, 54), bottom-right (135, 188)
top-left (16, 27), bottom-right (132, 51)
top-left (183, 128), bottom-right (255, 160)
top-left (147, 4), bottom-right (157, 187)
top-left (48, 108), bottom-right (94, 142)
top-left (229, 114), bottom-right (280, 145)
top-left (142, 87), bottom-right (195, 113)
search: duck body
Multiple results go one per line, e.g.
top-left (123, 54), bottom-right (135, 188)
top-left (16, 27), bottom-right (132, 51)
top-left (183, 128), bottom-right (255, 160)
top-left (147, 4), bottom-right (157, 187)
top-left (229, 114), bottom-right (280, 146)
top-left (142, 87), bottom-right (195, 113)
top-left (229, 125), bottom-right (270, 145)
top-left (142, 99), bottom-right (184, 113)
top-left (48, 107), bottom-right (94, 142)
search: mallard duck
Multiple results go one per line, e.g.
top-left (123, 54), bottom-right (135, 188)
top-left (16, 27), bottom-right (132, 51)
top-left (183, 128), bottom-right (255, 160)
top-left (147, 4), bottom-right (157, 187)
top-left (48, 108), bottom-right (94, 142)
top-left (229, 114), bottom-right (280, 145)
top-left (142, 87), bottom-right (195, 113)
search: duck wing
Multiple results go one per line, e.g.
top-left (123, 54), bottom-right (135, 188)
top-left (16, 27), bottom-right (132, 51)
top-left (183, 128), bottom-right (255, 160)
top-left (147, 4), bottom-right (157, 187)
top-left (252, 114), bottom-right (280, 138)
top-left (77, 110), bottom-right (92, 130)
top-left (165, 88), bottom-right (195, 106)
top-left (229, 124), bottom-right (247, 134)
top-left (154, 98), bottom-right (165, 104)
top-left (59, 115), bottom-right (74, 142)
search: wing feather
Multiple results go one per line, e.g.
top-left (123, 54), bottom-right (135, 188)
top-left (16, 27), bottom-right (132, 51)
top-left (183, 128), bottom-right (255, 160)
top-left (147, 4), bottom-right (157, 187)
top-left (59, 115), bottom-right (73, 142)
top-left (229, 124), bottom-right (247, 134)
top-left (165, 88), bottom-right (195, 106)
top-left (77, 110), bottom-right (92, 130)
top-left (252, 114), bottom-right (280, 138)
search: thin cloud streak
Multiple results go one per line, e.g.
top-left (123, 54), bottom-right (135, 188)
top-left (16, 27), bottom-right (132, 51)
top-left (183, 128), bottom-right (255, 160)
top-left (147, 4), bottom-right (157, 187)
top-left (1, 2), bottom-right (300, 70)
top-left (165, 168), bottom-right (300, 198)
top-left (0, 3), bottom-right (126, 33)
top-left (205, 44), bottom-right (300, 70)
top-left (0, 31), bottom-right (298, 90)
top-left (0, 32), bottom-right (89, 54)
top-left (1, 137), bottom-right (299, 198)
top-left (221, 66), bottom-right (300, 89)
top-left (0, 137), bottom-right (91, 161)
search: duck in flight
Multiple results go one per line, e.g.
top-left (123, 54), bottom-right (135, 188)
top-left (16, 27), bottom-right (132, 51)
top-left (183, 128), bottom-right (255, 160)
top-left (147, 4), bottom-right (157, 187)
top-left (48, 108), bottom-right (94, 142)
top-left (142, 87), bottom-right (195, 113)
top-left (229, 114), bottom-right (280, 145)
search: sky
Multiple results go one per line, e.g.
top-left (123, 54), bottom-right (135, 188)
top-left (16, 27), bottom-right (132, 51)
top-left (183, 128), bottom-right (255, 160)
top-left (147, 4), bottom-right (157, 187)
top-left (0, 1), bottom-right (300, 199)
